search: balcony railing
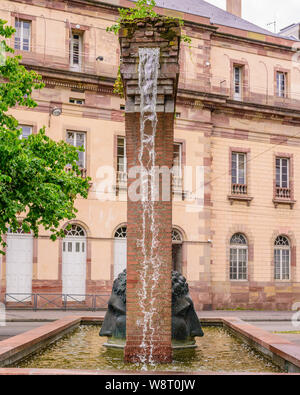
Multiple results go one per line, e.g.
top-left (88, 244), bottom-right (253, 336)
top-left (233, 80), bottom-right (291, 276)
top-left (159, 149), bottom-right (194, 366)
top-left (172, 176), bottom-right (183, 197)
top-left (116, 171), bottom-right (127, 189)
top-left (232, 184), bottom-right (248, 195)
top-left (115, 173), bottom-right (186, 199)
top-left (172, 176), bottom-right (183, 190)
top-left (172, 176), bottom-right (187, 200)
top-left (276, 187), bottom-right (291, 199)
top-left (65, 166), bottom-right (87, 178)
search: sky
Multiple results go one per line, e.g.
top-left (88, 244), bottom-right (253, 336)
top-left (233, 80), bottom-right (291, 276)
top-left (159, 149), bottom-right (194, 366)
top-left (206, 0), bottom-right (300, 33)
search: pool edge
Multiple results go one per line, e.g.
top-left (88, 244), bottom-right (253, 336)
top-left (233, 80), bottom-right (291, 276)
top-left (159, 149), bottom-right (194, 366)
top-left (0, 316), bottom-right (299, 374)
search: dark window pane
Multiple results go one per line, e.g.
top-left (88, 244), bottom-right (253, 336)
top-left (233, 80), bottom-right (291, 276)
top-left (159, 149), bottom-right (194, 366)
top-left (117, 146), bottom-right (124, 156)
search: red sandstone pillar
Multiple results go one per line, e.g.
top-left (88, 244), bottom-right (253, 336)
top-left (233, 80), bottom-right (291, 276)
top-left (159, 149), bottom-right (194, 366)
top-left (119, 19), bottom-right (180, 364)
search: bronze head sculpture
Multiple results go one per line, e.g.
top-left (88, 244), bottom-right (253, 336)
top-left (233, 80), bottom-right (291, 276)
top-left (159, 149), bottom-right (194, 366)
top-left (100, 270), bottom-right (204, 343)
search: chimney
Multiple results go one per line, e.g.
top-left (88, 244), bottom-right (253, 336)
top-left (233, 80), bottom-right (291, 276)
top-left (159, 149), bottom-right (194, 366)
top-left (226, 0), bottom-right (242, 18)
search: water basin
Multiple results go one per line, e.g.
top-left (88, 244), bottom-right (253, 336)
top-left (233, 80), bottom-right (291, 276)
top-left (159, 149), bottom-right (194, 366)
top-left (11, 325), bottom-right (283, 373)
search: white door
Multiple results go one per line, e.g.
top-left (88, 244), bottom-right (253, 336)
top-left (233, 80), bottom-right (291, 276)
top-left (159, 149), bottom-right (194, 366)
top-left (62, 237), bottom-right (86, 301)
top-left (6, 233), bottom-right (33, 301)
top-left (114, 238), bottom-right (127, 279)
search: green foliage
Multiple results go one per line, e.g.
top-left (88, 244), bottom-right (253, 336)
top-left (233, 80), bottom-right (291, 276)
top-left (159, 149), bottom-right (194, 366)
top-left (107, 0), bottom-right (157, 35)
top-left (113, 67), bottom-right (124, 99)
top-left (181, 33), bottom-right (192, 45)
top-left (0, 20), bottom-right (90, 252)
top-left (108, 0), bottom-right (191, 97)
top-left (107, 0), bottom-right (192, 44)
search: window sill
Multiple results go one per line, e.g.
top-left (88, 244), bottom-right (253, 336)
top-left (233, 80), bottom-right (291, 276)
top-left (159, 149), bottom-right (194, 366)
top-left (274, 279), bottom-right (291, 283)
top-left (228, 195), bottom-right (253, 206)
top-left (69, 66), bottom-right (83, 73)
top-left (273, 198), bottom-right (296, 209)
top-left (229, 280), bottom-right (249, 283)
top-left (276, 95), bottom-right (288, 100)
top-left (14, 50), bottom-right (31, 55)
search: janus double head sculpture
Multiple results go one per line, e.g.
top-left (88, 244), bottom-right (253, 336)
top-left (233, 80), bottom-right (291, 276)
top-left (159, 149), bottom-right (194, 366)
top-left (100, 270), bottom-right (204, 344)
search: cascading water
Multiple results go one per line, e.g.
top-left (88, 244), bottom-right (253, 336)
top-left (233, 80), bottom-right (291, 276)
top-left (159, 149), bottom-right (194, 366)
top-left (137, 47), bottom-right (160, 367)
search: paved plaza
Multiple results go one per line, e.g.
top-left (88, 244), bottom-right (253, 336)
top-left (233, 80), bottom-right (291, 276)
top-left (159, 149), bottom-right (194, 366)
top-left (0, 310), bottom-right (299, 345)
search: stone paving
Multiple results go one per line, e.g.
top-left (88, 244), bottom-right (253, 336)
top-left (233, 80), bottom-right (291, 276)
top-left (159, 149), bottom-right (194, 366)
top-left (197, 310), bottom-right (295, 321)
top-left (0, 310), bottom-right (299, 346)
top-left (3, 309), bottom-right (295, 321)
top-left (4, 310), bottom-right (105, 321)
top-left (247, 321), bottom-right (300, 346)
top-left (0, 322), bottom-right (49, 341)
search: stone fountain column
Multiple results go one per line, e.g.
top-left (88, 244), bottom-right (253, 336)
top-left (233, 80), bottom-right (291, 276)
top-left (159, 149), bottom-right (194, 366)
top-left (119, 19), bottom-right (180, 364)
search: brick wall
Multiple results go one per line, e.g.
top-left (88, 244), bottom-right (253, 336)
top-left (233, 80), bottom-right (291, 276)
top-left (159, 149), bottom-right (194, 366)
top-left (120, 18), bottom-right (180, 363)
top-left (125, 112), bottom-right (174, 363)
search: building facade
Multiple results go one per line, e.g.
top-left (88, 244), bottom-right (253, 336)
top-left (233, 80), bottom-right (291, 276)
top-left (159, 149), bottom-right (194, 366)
top-left (1, 0), bottom-right (300, 310)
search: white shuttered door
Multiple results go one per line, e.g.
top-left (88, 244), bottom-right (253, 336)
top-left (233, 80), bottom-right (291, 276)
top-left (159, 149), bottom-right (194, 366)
top-left (62, 225), bottom-right (86, 301)
top-left (114, 227), bottom-right (127, 279)
top-left (114, 239), bottom-right (127, 279)
top-left (6, 233), bottom-right (33, 300)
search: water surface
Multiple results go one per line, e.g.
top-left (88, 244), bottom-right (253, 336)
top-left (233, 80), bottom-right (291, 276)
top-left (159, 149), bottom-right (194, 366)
top-left (13, 325), bottom-right (283, 372)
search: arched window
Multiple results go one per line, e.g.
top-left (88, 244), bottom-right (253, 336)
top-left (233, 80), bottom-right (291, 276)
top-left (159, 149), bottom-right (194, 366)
top-left (8, 225), bottom-right (31, 234)
top-left (114, 226), bottom-right (127, 239)
top-left (6, 224), bottom-right (33, 301)
top-left (172, 229), bottom-right (182, 243)
top-left (274, 235), bottom-right (290, 280)
top-left (64, 224), bottom-right (86, 237)
top-left (114, 226), bottom-right (127, 279)
top-left (62, 224), bottom-right (87, 301)
top-left (172, 228), bottom-right (183, 273)
top-left (230, 233), bottom-right (248, 280)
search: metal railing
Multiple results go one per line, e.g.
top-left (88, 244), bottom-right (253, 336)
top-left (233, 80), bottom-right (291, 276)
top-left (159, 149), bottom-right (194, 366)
top-left (172, 176), bottom-right (187, 201)
top-left (276, 187), bottom-right (291, 199)
top-left (4, 293), bottom-right (109, 311)
top-left (65, 166), bottom-right (87, 178)
top-left (172, 176), bottom-right (183, 190)
top-left (232, 183), bottom-right (248, 195)
top-left (116, 171), bottom-right (127, 190)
